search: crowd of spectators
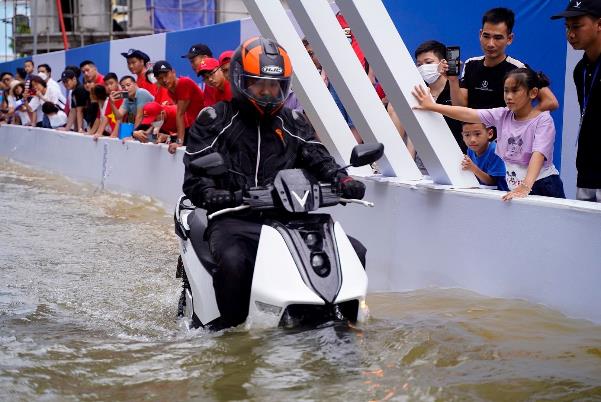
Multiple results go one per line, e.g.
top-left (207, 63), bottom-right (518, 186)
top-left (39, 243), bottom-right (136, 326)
top-left (0, 44), bottom-right (238, 155)
top-left (0, 3), bottom-right (599, 203)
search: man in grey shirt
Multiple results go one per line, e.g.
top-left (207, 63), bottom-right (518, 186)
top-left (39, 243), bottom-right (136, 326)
top-left (108, 75), bottom-right (154, 126)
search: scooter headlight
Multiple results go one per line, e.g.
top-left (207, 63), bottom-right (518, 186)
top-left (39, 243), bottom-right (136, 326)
top-left (311, 253), bottom-right (324, 267)
top-left (302, 231), bottom-right (322, 250)
top-left (311, 252), bottom-right (330, 277)
top-left (305, 233), bottom-right (319, 247)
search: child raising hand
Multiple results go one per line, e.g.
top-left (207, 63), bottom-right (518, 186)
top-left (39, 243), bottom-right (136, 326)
top-left (413, 68), bottom-right (564, 201)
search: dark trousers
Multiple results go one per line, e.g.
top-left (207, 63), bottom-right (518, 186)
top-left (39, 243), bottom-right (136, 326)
top-left (531, 174), bottom-right (565, 199)
top-left (206, 216), bottom-right (366, 327)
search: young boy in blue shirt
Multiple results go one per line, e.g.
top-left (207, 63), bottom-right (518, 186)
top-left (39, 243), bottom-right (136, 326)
top-left (460, 122), bottom-right (508, 190)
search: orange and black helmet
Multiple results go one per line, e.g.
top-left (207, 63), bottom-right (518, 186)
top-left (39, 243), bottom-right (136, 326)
top-left (230, 36), bottom-right (293, 116)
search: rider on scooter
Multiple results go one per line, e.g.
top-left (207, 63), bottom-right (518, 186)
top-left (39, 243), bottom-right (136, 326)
top-left (182, 36), bottom-right (367, 328)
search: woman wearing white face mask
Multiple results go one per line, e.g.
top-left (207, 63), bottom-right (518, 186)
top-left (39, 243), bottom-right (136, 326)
top-left (415, 40), bottom-right (466, 152)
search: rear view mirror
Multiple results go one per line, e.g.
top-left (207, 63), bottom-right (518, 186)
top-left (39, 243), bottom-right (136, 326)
top-left (189, 152), bottom-right (228, 176)
top-left (350, 143), bottom-right (384, 167)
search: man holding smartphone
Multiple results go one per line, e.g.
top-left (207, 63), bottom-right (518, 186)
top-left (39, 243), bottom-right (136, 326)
top-left (108, 75), bottom-right (154, 128)
top-left (445, 7), bottom-right (558, 111)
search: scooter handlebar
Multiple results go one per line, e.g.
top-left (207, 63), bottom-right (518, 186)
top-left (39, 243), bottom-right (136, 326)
top-left (206, 183), bottom-right (373, 220)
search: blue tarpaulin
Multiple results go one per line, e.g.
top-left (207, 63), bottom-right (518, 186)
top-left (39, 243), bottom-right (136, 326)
top-left (146, 0), bottom-right (215, 32)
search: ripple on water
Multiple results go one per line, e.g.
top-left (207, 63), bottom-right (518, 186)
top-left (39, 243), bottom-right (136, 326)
top-left (1, 158), bottom-right (601, 401)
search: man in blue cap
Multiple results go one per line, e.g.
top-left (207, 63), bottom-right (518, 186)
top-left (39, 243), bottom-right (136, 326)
top-left (552, 0), bottom-right (601, 202)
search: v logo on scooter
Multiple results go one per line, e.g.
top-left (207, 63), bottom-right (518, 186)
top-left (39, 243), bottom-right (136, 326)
top-left (291, 190), bottom-right (310, 208)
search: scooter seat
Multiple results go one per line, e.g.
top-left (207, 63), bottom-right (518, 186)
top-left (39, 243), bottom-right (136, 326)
top-left (187, 210), bottom-right (220, 275)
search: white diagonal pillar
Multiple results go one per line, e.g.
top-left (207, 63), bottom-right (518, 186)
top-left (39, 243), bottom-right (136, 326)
top-left (336, 0), bottom-right (478, 187)
top-left (285, 0), bottom-right (422, 179)
top-left (242, 0), bottom-right (371, 176)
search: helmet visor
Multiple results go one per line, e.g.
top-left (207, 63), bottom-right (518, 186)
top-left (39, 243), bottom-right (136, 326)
top-left (239, 73), bottom-right (291, 108)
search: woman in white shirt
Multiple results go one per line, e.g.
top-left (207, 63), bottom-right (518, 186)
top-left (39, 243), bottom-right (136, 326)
top-left (24, 75), bottom-right (63, 126)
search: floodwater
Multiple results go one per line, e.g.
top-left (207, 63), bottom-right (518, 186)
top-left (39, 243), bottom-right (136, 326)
top-left (1, 158), bottom-right (601, 402)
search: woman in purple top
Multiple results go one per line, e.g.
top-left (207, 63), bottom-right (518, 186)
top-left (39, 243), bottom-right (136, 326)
top-left (412, 68), bottom-right (564, 201)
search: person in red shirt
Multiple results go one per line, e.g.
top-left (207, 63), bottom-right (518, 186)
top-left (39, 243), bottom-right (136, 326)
top-left (121, 48), bottom-right (174, 106)
top-left (335, 13), bottom-right (367, 71)
top-left (121, 49), bottom-right (155, 94)
top-left (197, 58), bottom-right (232, 106)
top-left (79, 60), bottom-right (104, 85)
top-left (101, 72), bottom-right (123, 135)
top-left (153, 60), bottom-right (205, 154)
top-left (130, 101), bottom-right (178, 143)
top-left (218, 50), bottom-right (234, 80)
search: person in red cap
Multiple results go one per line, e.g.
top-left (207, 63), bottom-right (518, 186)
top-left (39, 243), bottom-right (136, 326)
top-left (130, 101), bottom-right (178, 143)
top-left (197, 57), bottom-right (232, 107)
top-left (218, 50), bottom-right (234, 80)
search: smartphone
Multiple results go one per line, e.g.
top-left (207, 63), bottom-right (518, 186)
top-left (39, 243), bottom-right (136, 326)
top-left (115, 91), bottom-right (129, 99)
top-left (446, 46), bottom-right (461, 76)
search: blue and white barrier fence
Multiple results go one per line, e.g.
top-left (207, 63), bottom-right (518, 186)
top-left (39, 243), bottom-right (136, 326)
top-left (1, 1), bottom-right (580, 193)
top-left (1, 125), bottom-right (600, 324)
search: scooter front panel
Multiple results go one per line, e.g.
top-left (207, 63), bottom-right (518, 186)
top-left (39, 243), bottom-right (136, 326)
top-left (250, 225), bottom-right (324, 319)
top-left (333, 222), bottom-right (368, 303)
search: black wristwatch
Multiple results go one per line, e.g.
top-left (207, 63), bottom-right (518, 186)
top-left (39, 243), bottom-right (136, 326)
top-left (169, 136), bottom-right (183, 145)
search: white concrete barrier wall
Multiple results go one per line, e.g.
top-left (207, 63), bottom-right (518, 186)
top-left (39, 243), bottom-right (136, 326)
top-left (2, 125), bottom-right (601, 323)
top-left (0, 125), bottom-right (184, 208)
top-left (333, 180), bottom-right (601, 323)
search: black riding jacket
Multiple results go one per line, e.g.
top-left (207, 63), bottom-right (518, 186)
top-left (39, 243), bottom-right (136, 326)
top-left (182, 99), bottom-right (342, 208)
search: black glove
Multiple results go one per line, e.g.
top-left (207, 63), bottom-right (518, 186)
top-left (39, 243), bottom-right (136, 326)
top-left (338, 175), bottom-right (366, 200)
top-left (200, 188), bottom-right (238, 210)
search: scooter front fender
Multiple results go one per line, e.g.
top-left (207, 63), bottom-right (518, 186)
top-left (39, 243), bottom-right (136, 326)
top-left (248, 225), bottom-right (324, 324)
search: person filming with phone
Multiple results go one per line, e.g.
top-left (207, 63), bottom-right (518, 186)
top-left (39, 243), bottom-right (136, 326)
top-left (444, 7), bottom-right (558, 112)
top-left (414, 40), bottom-right (466, 153)
top-left (108, 75), bottom-right (154, 129)
top-left (182, 37), bottom-right (368, 329)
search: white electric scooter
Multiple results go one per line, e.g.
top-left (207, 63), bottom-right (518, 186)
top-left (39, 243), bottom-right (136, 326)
top-left (173, 143), bottom-right (383, 329)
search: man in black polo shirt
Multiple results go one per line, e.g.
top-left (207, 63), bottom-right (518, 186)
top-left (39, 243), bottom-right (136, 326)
top-left (447, 7), bottom-right (559, 111)
top-left (552, 0), bottom-right (601, 202)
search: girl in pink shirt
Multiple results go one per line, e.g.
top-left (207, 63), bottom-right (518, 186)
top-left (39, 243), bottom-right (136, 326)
top-left (413, 68), bottom-right (565, 201)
